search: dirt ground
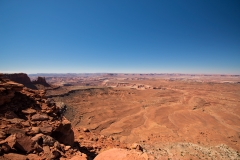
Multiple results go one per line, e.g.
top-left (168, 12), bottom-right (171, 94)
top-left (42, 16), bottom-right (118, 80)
top-left (46, 74), bottom-right (240, 159)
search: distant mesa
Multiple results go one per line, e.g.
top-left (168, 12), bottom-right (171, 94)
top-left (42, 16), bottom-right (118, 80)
top-left (32, 77), bottom-right (50, 87)
top-left (108, 73), bottom-right (117, 76)
top-left (62, 83), bottom-right (72, 86)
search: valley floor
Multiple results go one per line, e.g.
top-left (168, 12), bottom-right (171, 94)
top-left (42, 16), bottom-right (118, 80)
top-left (48, 77), bottom-right (240, 159)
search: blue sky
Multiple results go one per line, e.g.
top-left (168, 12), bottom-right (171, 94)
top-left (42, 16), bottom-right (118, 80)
top-left (0, 0), bottom-right (240, 74)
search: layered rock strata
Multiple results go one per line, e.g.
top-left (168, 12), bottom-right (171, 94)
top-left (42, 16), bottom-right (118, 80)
top-left (3, 73), bottom-right (37, 89)
top-left (0, 77), bottom-right (83, 159)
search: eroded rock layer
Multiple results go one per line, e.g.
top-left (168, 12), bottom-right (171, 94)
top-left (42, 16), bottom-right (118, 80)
top-left (0, 77), bottom-right (79, 159)
top-left (3, 73), bottom-right (31, 85)
top-left (0, 76), bottom-right (146, 160)
top-left (3, 73), bottom-right (37, 89)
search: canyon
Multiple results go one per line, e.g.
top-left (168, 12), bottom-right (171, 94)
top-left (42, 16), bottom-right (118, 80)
top-left (1, 73), bottom-right (240, 159)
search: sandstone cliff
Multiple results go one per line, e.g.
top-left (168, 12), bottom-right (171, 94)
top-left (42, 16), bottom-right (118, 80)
top-left (3, 73), bottom-right (31, 85)
top-left (0, 77), bottom-right (82, 159)
top-left (3, 73), bottom-right (37, 90)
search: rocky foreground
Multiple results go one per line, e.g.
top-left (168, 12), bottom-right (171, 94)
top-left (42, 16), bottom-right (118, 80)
top-left (0, 76), bottom-right (149, 160)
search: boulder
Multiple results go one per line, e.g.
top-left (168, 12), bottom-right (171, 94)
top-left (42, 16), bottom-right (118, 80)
top-left (22, 108), bottom-right (36, 115)
top-left (33, 143), bottom-right (43, 153)
top-left (14, 133), bottom-right (36, 153)
top-left (54, 141), bottom-right (62, 151)
top-left (6, 128), bottom-right (25, 135)
top-left (131, 143), bottom-right (143, 151)
top-left (64, 145), bottom-right (71, 151)
top-left (32, 134), bottom-right (56, 147)
top-left (31, 113), bottom-right (49, 121)
top-left (31, 127), bottom-right (40, 134)
top-left (83, 128), bottom-right (89, 132)
top-left (42, 145), bottom-right (61, 159)
top-left (39, 122), bottom-right (52, 135)
top-left (42, 135), bottom-right (56, 147)
top-left (21, 121), bottom-right (30, 127)
top-left (3, 153), bottom-right (27, 160)
top-left (27, 153), bottom-right (42, 160)
top-left (4, 134), bottom-right (16, 148)
top-left (52, 118), bottom-right (74, 146)
top-left (40, 126), bottom-right (52, 135)
top-left (31, 133), bottom-right (44, 142)
top-left (43, 145), bottom-right (53, 159)
top-left (5, 118), bottom-right (24, 124)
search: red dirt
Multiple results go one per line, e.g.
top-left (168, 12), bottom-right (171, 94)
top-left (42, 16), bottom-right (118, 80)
top-left (45, 74), bottom-right (240, 159)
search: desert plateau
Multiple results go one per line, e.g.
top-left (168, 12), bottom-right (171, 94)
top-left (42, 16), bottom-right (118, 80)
top-left (2, 0), bottom-right (240, 159)
top-left (1, 73), bottom-right (240, 159)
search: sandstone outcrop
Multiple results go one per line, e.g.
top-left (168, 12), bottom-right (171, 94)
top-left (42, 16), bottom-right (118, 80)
top-left (0, 77), bottom-right (82, 159)
top-left (3, 73), bottom-right (31, 85)
top-left (0, 79), bottom-right (24, 106)
top-left (3, 73), bottom-right (37, 89)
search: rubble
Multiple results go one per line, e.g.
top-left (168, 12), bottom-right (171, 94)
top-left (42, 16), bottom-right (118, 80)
top-left (0, 77), bottom-right (84, 159)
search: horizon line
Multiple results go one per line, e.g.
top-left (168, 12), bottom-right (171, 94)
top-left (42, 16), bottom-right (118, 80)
top-left (1, 72), bottom-right (240, 76)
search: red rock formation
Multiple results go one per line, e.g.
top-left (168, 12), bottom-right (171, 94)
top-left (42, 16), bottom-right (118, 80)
top-left (32, 77), bottom-right (50, 87)
top-left (0, 78), bottom-right (78, 159)
top-left (0, 78), bottom-right (24, 106)
top-left (3, 73), bottom-right (37, 89)
top-left (3, 73), bottom-right (31, 85)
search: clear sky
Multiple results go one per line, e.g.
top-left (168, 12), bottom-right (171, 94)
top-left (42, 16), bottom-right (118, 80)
top-left (0, 0), bottom-right (240, 74)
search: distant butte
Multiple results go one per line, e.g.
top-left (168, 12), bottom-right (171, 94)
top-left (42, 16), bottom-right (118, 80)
top-left (32, 76), bottom-right (50, 87)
